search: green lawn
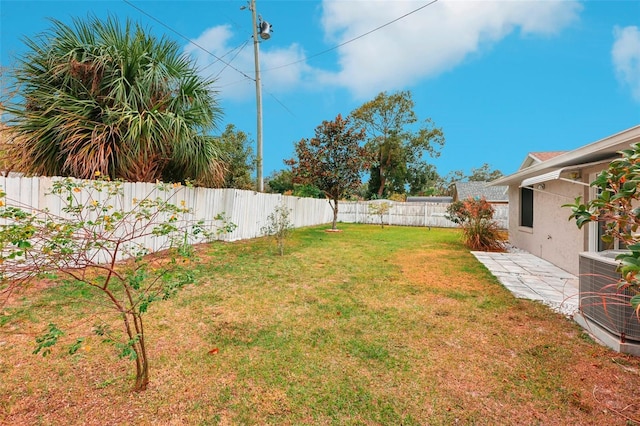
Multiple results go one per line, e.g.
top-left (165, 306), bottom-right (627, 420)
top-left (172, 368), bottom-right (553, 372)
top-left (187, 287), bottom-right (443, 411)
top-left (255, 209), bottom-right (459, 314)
top-left (1, 224), bottom-right (639, 425)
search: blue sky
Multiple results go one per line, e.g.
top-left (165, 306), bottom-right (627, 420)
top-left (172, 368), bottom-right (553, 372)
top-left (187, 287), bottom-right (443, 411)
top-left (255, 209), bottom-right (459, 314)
top-left (1, 0), bottom-right (639, 180)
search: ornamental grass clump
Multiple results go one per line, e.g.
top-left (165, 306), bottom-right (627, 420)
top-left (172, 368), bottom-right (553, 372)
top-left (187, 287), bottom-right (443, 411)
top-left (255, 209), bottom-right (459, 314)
top-left (446, 197), bottom-right (504, 251)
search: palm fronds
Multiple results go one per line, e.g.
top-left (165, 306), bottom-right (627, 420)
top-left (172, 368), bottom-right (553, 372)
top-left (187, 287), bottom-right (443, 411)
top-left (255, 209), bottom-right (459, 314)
top-left (5, 15), bottom-right (222, 184)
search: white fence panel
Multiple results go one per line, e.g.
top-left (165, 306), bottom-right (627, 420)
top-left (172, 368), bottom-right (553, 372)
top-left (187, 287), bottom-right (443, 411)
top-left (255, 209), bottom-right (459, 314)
top-left (0, 177), bottom-right (337, 244)
top-left (337, 200), bottom-right (456, 228)
top-left (0, 176), bottom-right (40, 214)
top-left (0, 177), bottom-right (509, 266)
top-left (336, 200), bottom-right (508, 229)
top-left (492, 204), bottom-right (509, 230)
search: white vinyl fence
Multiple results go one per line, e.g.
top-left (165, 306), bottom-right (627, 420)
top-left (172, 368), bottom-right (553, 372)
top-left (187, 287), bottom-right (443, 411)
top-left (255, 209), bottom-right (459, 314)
top-left (0, 177), bottom-right (509, 261)
top-left (0, 176), bottom-right (335, 244)
top-left (339, 200), bottom-right (509, 230)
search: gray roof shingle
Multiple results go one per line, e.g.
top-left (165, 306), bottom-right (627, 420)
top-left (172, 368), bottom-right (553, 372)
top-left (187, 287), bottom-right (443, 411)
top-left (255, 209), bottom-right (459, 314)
top-left (454, 181), bottom-right (508, 202)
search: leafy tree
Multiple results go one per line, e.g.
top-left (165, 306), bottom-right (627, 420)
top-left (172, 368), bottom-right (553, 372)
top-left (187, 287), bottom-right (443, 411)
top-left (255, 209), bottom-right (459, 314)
top-left (350, 91), bottom-right (444, 198)
top-left (292, 184), bottom-right (324, 199)
top-left (0, 178), bottom-right (234, 391)
top-left (4, 15), bottom-right (223, 184)
top-left (266, 169), bottom-right (324, 198)
top-left (407, 163), bottom-right (441, 196)
top-left (439, 164), bottom-right (503, 195)
top-left (266, 169), bottom-right (294, 194)
top-left (468, 163), bottom-right (504, 182)
top-left (265, 169), bottom-right (293, 194)
top-left (217, 124), bottom-right (255, 190)
top-left (286, 114), bottom-right (369, 230)
top-left (444, 200), bottom-right (469, 225)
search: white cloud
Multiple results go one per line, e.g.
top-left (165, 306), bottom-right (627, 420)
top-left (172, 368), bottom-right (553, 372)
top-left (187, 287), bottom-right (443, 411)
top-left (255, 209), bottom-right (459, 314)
top-left (184, 25), bottom-right (311, 101)
top-left (319, 0), bottom-right (582, 98)
top-left (185, 1), bottom-right (581, 102)
top-left (612, 25), bottom-right (640, 102)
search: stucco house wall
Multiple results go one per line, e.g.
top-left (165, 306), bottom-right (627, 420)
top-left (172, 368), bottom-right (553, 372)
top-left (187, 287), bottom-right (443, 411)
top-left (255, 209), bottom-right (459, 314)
top-left (507, 168), bottom-right (607, 275)
top-left (492, 125), bottom-right (640, 275)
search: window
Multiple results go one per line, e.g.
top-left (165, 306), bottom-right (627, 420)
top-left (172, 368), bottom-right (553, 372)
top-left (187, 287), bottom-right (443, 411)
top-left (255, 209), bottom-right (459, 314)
top-left (597, 215), bottom-right (628, 251)
top-left (593, 187), bottom-right (627, 252)
top-left (520, 187), bottom-right (533, 228)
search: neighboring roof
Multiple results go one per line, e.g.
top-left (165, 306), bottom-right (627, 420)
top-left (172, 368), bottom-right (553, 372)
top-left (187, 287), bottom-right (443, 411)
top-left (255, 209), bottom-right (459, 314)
top-left (454, 181), bottom-right (508, 202)
top-left (406, 196), bottom-right (453, 203)
top-left (491, 125), bottom-right (640, 187)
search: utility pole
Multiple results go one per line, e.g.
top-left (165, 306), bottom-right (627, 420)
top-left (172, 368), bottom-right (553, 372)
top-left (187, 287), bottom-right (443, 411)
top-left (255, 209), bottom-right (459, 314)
top-left (242, 0), bottom-right (271, 191)
top-left (248, 0), bottom-right (271, 192)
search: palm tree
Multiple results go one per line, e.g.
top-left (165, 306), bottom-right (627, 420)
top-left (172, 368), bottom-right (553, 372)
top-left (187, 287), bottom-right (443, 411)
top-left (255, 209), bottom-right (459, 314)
top-left (4, 15), bottom-right (224, 183)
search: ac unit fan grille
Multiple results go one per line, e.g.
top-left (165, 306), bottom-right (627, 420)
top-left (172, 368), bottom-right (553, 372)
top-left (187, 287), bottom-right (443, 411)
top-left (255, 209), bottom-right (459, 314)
top-left (579, 255), bottom-right (640, 342)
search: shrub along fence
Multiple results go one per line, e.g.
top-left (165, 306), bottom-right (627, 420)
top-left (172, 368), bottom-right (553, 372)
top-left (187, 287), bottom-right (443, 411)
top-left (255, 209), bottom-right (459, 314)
top-left (0, 176), bottom-right (508, 251)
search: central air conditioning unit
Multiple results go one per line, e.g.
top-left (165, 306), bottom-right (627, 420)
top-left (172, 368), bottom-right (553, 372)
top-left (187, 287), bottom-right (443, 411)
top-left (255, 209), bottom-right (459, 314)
top-left (577, 252), bottom-right (640, 351)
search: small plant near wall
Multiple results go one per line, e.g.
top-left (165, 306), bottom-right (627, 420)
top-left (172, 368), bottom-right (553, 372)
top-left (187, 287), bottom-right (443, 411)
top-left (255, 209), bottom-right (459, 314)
top-left (446, 197), bottom-right (504, 251)
top-left (565, 143), bottom-right (640, 313)
top-left (368, 202), bottom-right (390, 228)
top-left (261, 203), bottom-right (293, 256)
top-left (0, 177), bottom-right (235, 391)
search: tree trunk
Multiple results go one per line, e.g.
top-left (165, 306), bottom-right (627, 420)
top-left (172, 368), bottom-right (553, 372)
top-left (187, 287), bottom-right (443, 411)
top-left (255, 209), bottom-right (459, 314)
top-left (376, 146), bottom-right (390, 198)
top-left (377, 172), bottom-right (386, 198)
top-left (124, 312), bottom-right (149, 392)
top-left (377, 163), bottom-right (387, 198)
top-left (133, 352), bottom-right (149, 392)
top-left (331, 199), bottom-right (339, 230)
top-left (133, 313), bottom-right (149, 391)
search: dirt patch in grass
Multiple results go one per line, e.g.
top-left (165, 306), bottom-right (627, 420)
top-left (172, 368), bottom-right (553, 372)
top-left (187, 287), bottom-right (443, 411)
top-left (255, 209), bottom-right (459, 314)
top-left (397, 248), bottom-right (640, 424)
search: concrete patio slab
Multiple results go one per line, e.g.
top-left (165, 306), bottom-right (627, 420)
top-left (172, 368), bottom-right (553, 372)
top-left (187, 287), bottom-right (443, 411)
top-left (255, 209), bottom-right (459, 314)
top-left (471, 251), bottom-right (579, 317)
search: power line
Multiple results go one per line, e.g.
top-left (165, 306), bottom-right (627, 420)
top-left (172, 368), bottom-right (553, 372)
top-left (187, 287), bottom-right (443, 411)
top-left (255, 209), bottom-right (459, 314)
top-left (122, 0), bottom-right (255, 82)
top-left (124, 0), bottom-right (439, 80)
top-left (121, 0), bottom-right (439, 118)
top-left (190, 37), bottom-right (251, 80)
top-left (122, 0), bottom-right (294, 119)
top-left (213, 39), bottom-right (251, 80)
top-left (263, 0), bottom-right (440, 73)
top-left (267, 92), bottom-right (296, 118)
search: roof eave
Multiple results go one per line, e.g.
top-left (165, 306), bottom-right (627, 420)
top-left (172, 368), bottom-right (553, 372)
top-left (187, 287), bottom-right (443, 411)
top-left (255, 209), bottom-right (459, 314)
top-left (489, 125), bottom-right (640, 187)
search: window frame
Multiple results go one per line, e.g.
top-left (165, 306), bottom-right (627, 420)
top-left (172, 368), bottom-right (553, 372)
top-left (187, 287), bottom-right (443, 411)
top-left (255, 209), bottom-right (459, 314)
top-left (520, 186), bottom-right (534, 228)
